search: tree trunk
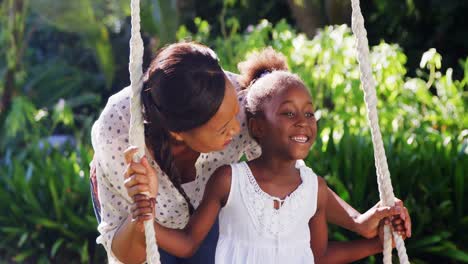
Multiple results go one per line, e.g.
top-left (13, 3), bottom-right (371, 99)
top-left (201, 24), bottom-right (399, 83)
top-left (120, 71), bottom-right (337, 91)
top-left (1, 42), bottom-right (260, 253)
top-left (325, 0), bottom-right (351, 26)
top-left (1, 69), bottom-right (15, 113)
top-left (286, 0), bottom-right (325, 38)
top-left (176, 0), bottom-right (195, 25)
top-left (1, 0), bottom-right (23, 113)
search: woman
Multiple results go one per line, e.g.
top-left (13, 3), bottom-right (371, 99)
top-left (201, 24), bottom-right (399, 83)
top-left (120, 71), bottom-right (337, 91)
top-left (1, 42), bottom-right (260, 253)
top-left (91, 42), bottom-right (410, 264)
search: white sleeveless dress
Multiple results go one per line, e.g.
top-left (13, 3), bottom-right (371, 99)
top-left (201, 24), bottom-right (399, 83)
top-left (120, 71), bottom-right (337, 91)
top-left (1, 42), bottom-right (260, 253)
top-left (215, 161), bottom-right (318, 264)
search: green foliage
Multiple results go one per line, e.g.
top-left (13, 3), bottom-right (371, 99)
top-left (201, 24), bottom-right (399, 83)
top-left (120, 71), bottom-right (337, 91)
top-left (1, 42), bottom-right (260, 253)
top-left (193, 0), bottom-right (468, 80)
top-left (0, 143), bottom-right (102, 263)
top-left (141, 0), bottom-right (180, 46)
top-left (0, 70), bottom-right (103, 262)
top-left (311, 129), bottom-right (468, 263)
top-left (364, 0), bottom-right (468, 77)
top-left (1, 93), bottom-right (96, 151)
top-left (0, 75), bottom-right (102, 262)
top-left (30, 0), bottom-right (117, 88)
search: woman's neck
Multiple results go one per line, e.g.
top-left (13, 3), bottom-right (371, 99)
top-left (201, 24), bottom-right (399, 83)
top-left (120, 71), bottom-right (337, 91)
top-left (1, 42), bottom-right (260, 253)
top-left (170, 139), bottom-right (199, 159)
top-left (170, 139), bottom-right (200, 184)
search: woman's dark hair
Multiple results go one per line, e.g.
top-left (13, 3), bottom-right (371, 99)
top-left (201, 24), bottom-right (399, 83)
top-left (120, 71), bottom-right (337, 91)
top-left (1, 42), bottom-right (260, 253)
top-left (141, 42), bottom-right (226, 214)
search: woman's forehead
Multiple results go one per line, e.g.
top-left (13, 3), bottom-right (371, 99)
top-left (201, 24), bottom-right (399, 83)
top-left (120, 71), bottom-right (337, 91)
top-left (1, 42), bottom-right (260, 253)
top-left (203, 82), bottom-right (239, 130)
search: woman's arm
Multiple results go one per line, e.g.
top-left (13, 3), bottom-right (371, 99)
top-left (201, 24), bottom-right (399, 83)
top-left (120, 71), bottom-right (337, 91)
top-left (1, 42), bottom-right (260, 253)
top-left (91, 98), bottom-right (154, 264)
top-left (111, 148), bottom-right (159, 264)
top-left (112, 215), bottom-right (148, 264)
top-left (311, 177), bottom-right (388, 264)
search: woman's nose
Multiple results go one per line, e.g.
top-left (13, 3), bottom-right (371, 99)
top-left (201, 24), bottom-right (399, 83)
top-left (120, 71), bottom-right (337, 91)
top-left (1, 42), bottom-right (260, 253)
top-left (229, 118), bottom-right (241, 137)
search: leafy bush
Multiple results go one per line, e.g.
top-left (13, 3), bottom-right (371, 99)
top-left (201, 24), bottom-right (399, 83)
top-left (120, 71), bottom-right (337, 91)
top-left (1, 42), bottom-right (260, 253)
top-left (0, 144), bottom-right (102, 263)
top-left (0, 96), bottom-right (104, 263)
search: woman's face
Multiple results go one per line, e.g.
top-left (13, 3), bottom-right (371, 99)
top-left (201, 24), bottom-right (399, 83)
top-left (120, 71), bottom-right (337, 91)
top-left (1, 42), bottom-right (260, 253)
top-left (172, 76), bottom-right (241, 153)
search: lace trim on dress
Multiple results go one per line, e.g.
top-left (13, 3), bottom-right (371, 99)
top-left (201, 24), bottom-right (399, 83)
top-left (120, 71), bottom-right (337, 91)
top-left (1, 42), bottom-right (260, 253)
top-left (239, 162), bottom-right (310, 238)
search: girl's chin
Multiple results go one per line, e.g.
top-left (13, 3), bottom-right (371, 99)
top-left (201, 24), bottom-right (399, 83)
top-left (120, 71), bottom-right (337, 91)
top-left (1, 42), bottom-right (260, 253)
top-left (290, 150), bottom-right (310, 160)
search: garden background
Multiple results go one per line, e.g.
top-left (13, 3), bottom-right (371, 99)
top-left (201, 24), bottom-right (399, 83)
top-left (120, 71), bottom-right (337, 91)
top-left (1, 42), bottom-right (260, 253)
top-left (0, 0), bottom-right (467, 263)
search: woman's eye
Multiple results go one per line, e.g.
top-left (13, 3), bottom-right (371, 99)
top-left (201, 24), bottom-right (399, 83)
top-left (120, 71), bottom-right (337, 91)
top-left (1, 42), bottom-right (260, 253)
top-left (283, 112), bottom-right (295, 118)
top-left (305, 112), bottom-right (315, 118)
top-left (219, 129), bottom-right (227, 135)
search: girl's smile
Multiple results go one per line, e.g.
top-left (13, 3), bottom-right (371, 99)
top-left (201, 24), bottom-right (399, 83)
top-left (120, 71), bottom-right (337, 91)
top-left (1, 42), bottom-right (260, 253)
top-left (290, 135), bottom-right (310, 143)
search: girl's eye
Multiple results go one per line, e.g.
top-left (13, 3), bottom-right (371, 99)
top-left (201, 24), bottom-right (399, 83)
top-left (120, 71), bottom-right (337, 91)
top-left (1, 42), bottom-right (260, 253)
top-left (305, 112), bottom-right (315, 118)
top-left (283, 112), bottom-right (295, 118)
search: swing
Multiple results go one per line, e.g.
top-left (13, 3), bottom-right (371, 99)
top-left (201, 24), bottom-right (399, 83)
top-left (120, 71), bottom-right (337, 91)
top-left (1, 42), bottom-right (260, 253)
top-left (126, 0), bottom-right (410, 263)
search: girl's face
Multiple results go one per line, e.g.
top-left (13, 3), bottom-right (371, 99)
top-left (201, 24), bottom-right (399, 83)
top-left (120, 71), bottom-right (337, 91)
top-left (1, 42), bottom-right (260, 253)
top-left (251, 84), bottom-right (317, 160)
top-left (172, 77), bottom-right (241, 153)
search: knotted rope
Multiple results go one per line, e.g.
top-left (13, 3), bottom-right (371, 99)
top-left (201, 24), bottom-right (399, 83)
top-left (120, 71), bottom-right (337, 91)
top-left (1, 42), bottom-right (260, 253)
top-left (128, 0), bottom-right (160, 263)
top-left (350, 0), bottom-right (410, 263)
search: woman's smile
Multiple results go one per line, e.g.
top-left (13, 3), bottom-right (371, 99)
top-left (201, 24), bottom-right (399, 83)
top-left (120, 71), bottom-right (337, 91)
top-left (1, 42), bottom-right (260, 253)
top-left (224, 138), bottom-right (233, 146)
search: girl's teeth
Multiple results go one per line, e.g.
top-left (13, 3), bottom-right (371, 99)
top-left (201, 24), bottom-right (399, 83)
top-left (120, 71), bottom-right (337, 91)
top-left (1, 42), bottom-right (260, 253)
top-left (291, 136), bottom-right (308, 143)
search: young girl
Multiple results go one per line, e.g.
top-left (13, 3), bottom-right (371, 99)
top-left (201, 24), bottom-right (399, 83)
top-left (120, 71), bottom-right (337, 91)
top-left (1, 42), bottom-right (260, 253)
top-left (127, 48), bottom-right (408, 263)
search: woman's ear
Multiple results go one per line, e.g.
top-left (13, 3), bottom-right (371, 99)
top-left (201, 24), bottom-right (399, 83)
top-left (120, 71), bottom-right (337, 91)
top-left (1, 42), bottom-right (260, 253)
top-left (248, 117), bottom-right (264, 140)
top-left (169, 131), bottom-right (184, 142)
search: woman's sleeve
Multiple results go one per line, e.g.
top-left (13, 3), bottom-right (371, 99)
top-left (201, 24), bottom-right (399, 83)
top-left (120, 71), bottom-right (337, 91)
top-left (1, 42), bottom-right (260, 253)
top-left (225, 71), bottom-right (262, 161)
top-left (241, 127), bottom-right (262, 160)
top-left (91, 92), bottom-right (133, 263)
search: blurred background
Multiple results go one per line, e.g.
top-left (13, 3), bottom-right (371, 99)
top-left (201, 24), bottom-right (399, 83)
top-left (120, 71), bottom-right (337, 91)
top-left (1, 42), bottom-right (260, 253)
top-left (0, 0), bottom-right (467, 263)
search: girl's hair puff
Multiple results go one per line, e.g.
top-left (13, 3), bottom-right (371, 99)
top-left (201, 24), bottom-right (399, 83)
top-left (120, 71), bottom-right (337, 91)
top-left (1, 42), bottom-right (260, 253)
top-left (238, 47), bottom-right (289, 88)
top-left (238, 47), bottom-right (306, 117)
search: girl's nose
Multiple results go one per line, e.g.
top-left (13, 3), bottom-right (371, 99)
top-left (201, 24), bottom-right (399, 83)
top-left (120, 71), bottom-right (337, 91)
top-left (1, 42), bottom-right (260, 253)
top-left (295, 116), bottom-right (307, 127)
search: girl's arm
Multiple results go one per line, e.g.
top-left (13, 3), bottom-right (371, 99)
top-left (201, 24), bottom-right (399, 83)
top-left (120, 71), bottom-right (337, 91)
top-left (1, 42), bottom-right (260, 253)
top-left (325, 188), bottom-right (361, 233)
top-left (325, 187), bottom-right (411, 239)
top-left (318, 239), bottom-right (382, 264)
top-left (133, 165), bottom-right (232, 258)
top-left (311, 177), bottom-right (392, 264)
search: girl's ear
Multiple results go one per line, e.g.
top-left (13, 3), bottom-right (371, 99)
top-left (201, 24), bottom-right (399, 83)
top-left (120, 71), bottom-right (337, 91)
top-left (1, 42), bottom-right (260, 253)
top-left (248, 116), bottom-right (265, 140)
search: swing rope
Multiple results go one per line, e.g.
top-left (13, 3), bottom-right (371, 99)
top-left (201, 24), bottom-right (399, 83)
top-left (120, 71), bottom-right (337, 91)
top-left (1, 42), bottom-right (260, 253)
top-left (128, 0), bottom-right (161, 263)
top-left (350, 0), bottom-right (409, 263)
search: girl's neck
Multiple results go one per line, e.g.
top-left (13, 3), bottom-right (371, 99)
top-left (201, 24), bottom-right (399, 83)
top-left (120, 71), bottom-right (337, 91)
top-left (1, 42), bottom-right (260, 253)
top-left (250, 151), bottom-right (298, 183)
